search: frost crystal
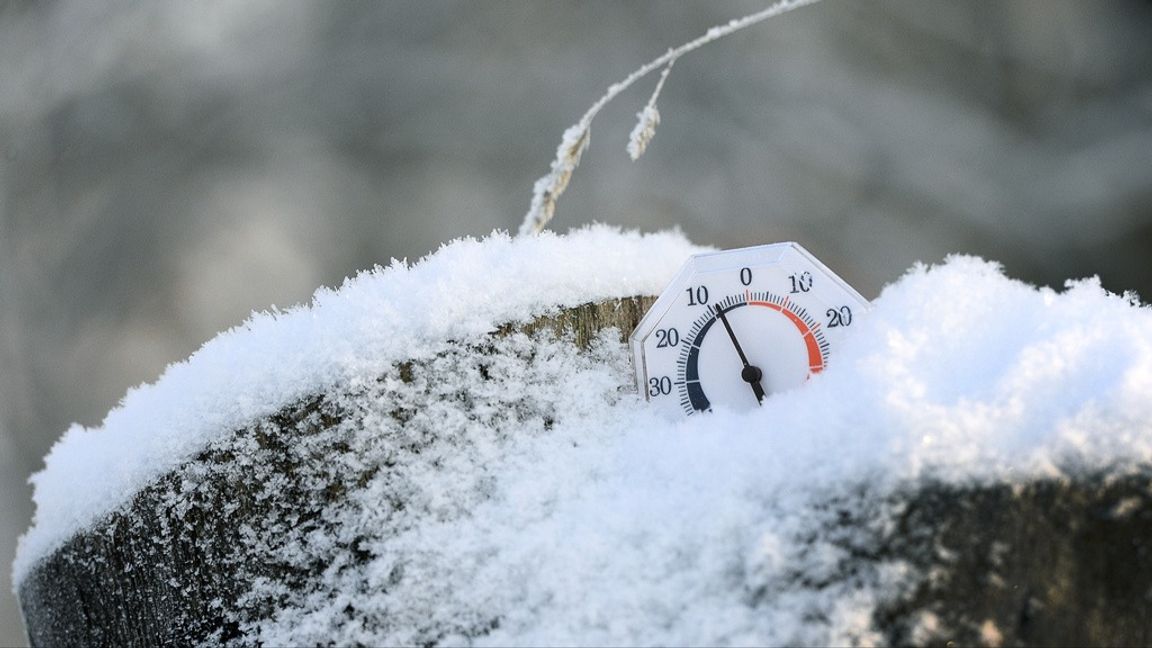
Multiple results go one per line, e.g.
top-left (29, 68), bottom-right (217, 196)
top-left (627, 104), bottom-right (660, 160)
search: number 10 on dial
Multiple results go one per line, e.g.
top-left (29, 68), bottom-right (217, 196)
top-left (630, 243), bottom-right (869, 416)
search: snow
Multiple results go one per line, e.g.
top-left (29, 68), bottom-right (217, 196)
top-left (11, 225), bottom-right (708, 588)
top-left (13, 226), bottom-right (1152, 645)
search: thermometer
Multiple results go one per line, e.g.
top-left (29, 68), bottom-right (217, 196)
top-left (630, 243), bottom-right (868, 415)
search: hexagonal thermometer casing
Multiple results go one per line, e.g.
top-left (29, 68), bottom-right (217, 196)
top-left (630, 243), bottom-right (869, 416)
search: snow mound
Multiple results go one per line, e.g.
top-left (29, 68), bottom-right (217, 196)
top-left (13, 226), bottom-right (708, 587)
top-left (237, 254), bottom-right (1152, 646)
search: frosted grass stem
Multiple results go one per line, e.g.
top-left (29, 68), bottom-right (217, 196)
top-left (518, 0), bottom-right (823, 237)
top-left (627, 62), bottom-right (673, 161)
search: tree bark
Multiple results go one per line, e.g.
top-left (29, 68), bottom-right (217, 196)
top-left (17, 294), bottom-right (1152, 646)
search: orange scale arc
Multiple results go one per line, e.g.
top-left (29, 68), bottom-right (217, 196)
top-left (747, 300), bottom-right (825, 375)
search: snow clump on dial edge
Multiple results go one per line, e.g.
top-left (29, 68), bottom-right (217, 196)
top-left (13, 225), bottom-right (1152, 645)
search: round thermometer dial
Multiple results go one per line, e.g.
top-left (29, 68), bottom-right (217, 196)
top-left (631, 243), bottom-right (868, 416)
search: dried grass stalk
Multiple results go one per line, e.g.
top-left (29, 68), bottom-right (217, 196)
top-left (518, 0), bottom-right (823, 237)
top-left (627, 63), bottom-right (672, 161)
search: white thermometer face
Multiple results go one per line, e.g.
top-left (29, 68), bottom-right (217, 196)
top-left (631, 243), bottom-right (868, 416)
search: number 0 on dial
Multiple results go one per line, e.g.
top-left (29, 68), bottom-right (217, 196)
top-left (630, 243), bottom-right (869, 416)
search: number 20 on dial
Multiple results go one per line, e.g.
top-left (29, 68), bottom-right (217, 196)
top-left (630, 243), bottom-right (869, 416)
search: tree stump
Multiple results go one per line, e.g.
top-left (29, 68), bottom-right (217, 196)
top-left (16, 296), bottom-right (655, 646)
top-left (17, 295), bottom-right (1152, 646)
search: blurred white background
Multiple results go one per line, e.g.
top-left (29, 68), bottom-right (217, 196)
top-left (2, 1), bottom-right (1151, 643)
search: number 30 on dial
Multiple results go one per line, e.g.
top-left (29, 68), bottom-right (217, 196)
top-left (630, 243), bottom-right (869, 416)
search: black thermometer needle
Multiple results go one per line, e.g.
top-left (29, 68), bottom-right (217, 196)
top-left (713, 304), bottom-right (766, 405)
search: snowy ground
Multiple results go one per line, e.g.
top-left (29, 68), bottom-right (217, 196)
top-left (13, 226), bottom-right (1152, 645)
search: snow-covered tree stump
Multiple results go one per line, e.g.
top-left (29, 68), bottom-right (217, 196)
top-left (19, 297), bottom-right (1152, 646)
top-left (15, 229), bottom-right (1152, 647)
